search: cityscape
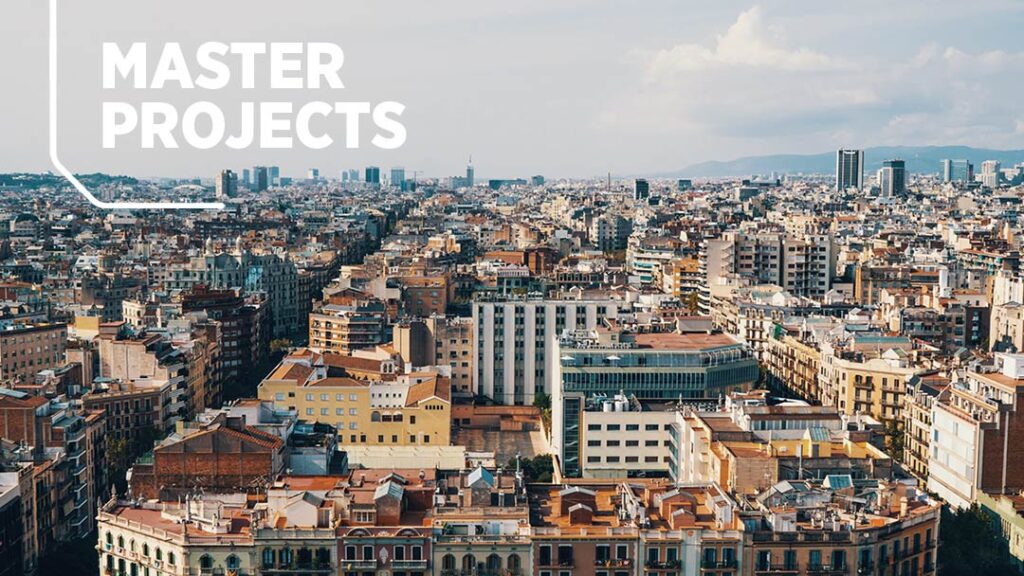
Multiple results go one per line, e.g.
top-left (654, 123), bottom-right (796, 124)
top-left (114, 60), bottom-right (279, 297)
top-left (0, 149), bottom-right (1022, 576)
top-left (2, 1), bottom-right (1024, 575)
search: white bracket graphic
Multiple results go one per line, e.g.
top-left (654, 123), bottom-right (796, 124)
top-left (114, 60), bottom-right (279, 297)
top-left (48, 0), bottom-right (224, 210)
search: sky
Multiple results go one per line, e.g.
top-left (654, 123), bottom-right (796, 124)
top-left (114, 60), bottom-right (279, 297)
top-left (1, 0), bottom-right (1023, 180)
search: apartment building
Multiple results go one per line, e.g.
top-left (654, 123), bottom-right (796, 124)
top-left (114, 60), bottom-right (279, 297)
top-left (764, 324), bottom-right (822, 400)
top-left (473, 296), bottom-right (624, 405)
top-left (671, 393), bottom-right (889, 493)
top-left (902, 375), bottom-right (949, 480)
top-left (258, 351), bottom-right (451, 447)
top-left (0, 323), bottom-right (67, 385)
top-left (97, 330), bottom-right (199, 431)
top-left (309, 288), bottom-right (388, 353)
top-left (163, 248), bottom-right (299, 338)
top-left (818, 336), bottom-right (923, 425)
top-left (928, 353), bottom-right (1024, 509)
top-left (128, 410), bottom-right (286, 499)
top-left (705, 230), bottom-right (835, 300)
top-left (550, 326), bottom-right (758, 477)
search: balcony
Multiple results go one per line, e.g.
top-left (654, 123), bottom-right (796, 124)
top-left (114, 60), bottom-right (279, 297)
top-left (339, 559), bottom-right (377, 571)
top-left (807, 564), bottom-right (847, 575)
top-left (645, 560), bottom-right (681, 570)
top-left (595, 558), bottom-right (633, 568)
top-left (857, 561), bottom-right (874, 575)
top-left (702, 560), bottom-right (738, 570)
top-left (391, 559), bottom-right (429, 570)
top-left (262, 563), bottom-right (333, 573)
top-left (539, 560), bottom-right (574, 569)
top-left (755, 564), bottom-right (799, 574)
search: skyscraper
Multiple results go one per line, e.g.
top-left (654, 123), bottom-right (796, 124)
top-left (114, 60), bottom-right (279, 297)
top-left (390, 167), bottom-right (406, 191)
top-left (241, 168), bottom-right (251, 187)
top-left (307, 168), bottom-right (320, 181)
top-left (634, 178), bottom-right (650, 201)
top-left (835, 149), bottom-right (864, 191)
top-left (365, 166), bottom-right (381, 187)
top-left (252, 166), bottom-right (269, 192)
top-left (466, 157), bottom-right (475, 187)
top-left (942, 159), bottom-right (973, 183)
top-left (214, 169), bottom-right (237, 199)
top-left (877, 159), bottom-right (906, 197)
top-left (981, 160), bottom-right (1002, 188)
top-left (269, 166), bottom-right (281, 186)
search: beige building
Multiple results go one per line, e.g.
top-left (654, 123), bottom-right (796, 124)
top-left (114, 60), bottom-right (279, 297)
top-left (0, 323), bottom-right (67, 385)
top-left (764, 326), bottom-right (821, 400)
top-left (819, 336), bottom-right (923, 425)
top-left (258, 351), bottom-right (452, 447)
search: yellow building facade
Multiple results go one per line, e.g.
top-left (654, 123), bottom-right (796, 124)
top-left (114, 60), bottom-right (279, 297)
top-left (258, 353), bottom-right (451, 447)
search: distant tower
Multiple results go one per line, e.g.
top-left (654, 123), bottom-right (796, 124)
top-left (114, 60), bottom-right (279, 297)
top-left (365, 166), bottom-right (381, 188)
top-left (633, 179), bottom-right (650, 201)
top-left (391, 167), bottom-right (407, 191)
top-left (981, 160), bottom-right (1002, 188)
top-left (880, 159), bottom-right (906, 196)
top-left (835, 149), bottom-right (864, 191)
top-left (252, 166), bottom-right (269, 192)
top-left (215, 169), bottom-right (237, 199)
top-left (466, 156), bottom-right (475, 187)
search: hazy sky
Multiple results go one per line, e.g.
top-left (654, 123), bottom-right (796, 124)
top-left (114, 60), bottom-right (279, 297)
top-left (2, 0), bottom-right (1023, 180)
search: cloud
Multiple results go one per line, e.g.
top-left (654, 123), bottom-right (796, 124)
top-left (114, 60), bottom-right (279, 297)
top-left (601, 4), bottom-right (1024, 162)
top-left (645, 6), bottom-right (846, 80)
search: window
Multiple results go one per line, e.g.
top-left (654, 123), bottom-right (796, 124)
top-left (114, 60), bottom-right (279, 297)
top-left (226, 555), bottom-right (240, 570)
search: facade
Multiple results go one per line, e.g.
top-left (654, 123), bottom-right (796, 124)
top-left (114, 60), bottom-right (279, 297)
top-left (473, 297), bottom-right (624, 405)
top-left (309, 289), bottom-right (387, 353)
top-left (258, 351), bottom-right (451, 448)
top-left (128, 411), bottom-right (286, 499)
top-left (705, 231), bottom-right (835, 299)
top-left (835, 149), bottom-right (864, 191)
top-left (878, 159), bottom-right (907, 197)
top-left (942, 158), bottom-right (973, 183)
top-left (164, 249), bottom-right (299, 338)
top-left (550, 327), bottom-right (758, 477)
top-left (0, 323), bottom-right (67, 385)
top-left (215, 169), bottom-right (237, 199)
top-left (928, 353), bottom-right (1024, 509)
top-left (764, 325), bottom-right (821, 400)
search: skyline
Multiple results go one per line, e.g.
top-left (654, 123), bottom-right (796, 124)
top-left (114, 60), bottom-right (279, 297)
top-left (1, 1), bottom-right (1022, 179)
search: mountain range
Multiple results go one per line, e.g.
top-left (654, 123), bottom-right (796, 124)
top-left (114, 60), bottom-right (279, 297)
top-left (664, 146), bottom-right (1024, 178)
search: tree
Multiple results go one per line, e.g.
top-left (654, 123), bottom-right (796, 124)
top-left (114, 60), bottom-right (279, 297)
top-left (270, 338), bottom-right (293, 353)
top-left (884, 421), bottom-right (905, 462)
top-left (107, 437), bottom-right (130, 493)
top-left (511, 454), bottom-right (554, 483)
top-left (39, 533), bottom-right (98, 576)
top-left (939, 505), bottom-right (1018, 576)
top-left (684, 292), bottom-right (701, 315)
top-left (533, 393), bottom-right (552, 439)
